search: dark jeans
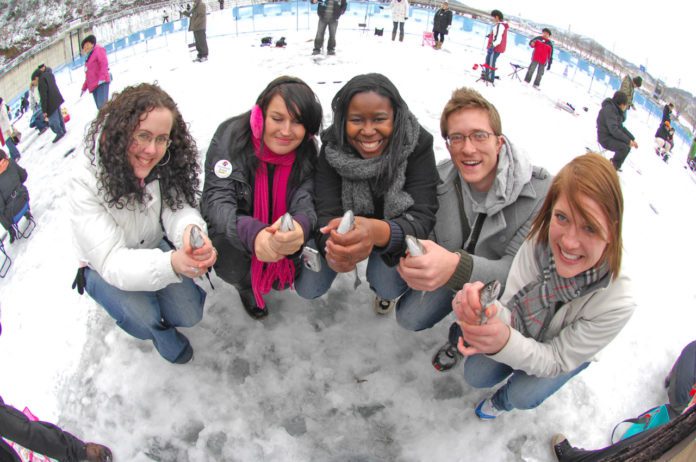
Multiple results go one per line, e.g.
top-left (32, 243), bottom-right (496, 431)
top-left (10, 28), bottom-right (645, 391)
top-left (313, 17), bottom-right (338, 52)
top-left (47, 106), bottom-right (66, 137)
top-left (194, 29), bottom-right (208, 58)
top-left (600, 138), bottom-right (631, 170)
top-left (392, 21), bottom-right (404, 40)
top-left (484, 47), bottom-right (500, 80)
top-left (524, 61), bottom-right (546, 87)
top-left (433, 31), bottom-right (446, 43)
top-left (30, 109), bottom-right (48, 130)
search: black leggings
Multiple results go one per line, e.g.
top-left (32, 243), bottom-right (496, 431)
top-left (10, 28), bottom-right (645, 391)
top-left (433, 31), bottom-right (445, 43)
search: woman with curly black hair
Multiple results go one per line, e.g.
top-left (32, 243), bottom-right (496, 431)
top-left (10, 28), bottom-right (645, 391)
top-left (201, 76), bottom-right (322, 319)
top-left (294, 73), bottom-right (439, 315)
top-left (70, 83), bottom-right (217, 364)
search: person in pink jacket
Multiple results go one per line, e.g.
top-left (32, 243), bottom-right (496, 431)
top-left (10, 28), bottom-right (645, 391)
top-left (80, 35), bottom-right (111, 109)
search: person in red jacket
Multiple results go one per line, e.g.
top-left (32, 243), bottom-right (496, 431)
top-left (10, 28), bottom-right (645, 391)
top-left (483, 9), bottom-right (508, 82)
top-left (80, 35), bottom-right (111, 110)
top-left (524, 28), bottom-right (553, 88)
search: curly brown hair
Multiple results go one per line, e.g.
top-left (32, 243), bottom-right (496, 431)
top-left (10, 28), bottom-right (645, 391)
top-left (84, 82), bottom-right (200, 211)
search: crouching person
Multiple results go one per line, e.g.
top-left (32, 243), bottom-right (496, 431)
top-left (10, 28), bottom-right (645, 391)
top-left (454, 153), bottom-right (635, 419)
top-left (70, 83), bottom-right (217, 364)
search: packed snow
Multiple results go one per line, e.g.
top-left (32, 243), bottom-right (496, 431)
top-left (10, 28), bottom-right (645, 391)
top-left (1, 6), bottom-right (695, 461)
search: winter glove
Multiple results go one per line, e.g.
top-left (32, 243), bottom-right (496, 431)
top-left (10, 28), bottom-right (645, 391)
top-left (85, 443), bottom-right (113, 462)
top-left (547, 56), bottom-right (553, 70)
top-left (8, 227), bottom-right (17, 244)
top-left (72, 267), bottom-right (86, 295)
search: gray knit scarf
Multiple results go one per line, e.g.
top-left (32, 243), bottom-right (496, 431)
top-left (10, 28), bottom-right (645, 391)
top-left (509, 242), bottom-right (610, 340)
top-left (323, 111), bottom-right (420, 219)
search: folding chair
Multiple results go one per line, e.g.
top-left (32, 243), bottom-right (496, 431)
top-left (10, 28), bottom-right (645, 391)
top-left (11, 202), bottom-right (36, 239)
top-left (422, 32), bottom-right (435, 47)
top-left (0, 230), bottom-right (11, 278)
top-left (474, 63), bottom-right (497, 86)
top-left (509, 63), bottom-right (526, 82)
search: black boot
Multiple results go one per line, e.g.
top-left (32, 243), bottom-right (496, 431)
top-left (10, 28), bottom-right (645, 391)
top-left (391, 30), bottom-right (397, 41)
top-left (235, 285), bottom-right (268, 319)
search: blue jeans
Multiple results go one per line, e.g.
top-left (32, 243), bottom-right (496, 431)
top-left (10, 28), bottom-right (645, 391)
top-left (47, 106), bottom-right (66, 137)
top-left (84, 265), bottom-right (205, 363)
top-left (463, 354), bottom-right (590, 411)
top-left (295, 239), bottom-right (408, 300)
top-left (396, 286), bottom-right (454, 331)
top-left (484, 47), bottom-right (500, 80)
top-left (4, 138), bottom-right (20, 160)
top-left (313, 17), bottom-right (338, 52)
top-left (92, 82), bottom-right (110, 109)
top-left (30, 109), bottom-right (48, 130)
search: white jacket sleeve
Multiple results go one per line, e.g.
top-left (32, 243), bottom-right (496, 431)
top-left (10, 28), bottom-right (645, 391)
top-left (70, 164), bottom-right (181, 292)
top-left (160, 198), bottom-right (207, 250)
top-left (491, 240), bottom-right (636, 377)
top-left (491, 23), bottom-right (504, 47)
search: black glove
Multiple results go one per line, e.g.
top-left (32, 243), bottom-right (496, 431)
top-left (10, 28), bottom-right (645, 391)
top-left (72, 267), bottom-right (86, 295)
top-left (8, 227), bottom-right (17, 243)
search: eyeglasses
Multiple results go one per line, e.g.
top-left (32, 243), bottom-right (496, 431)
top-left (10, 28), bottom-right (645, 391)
top-left (446, 130), bottom-right (496, 147)
top-left (133, 131), bottom-right (172, 149)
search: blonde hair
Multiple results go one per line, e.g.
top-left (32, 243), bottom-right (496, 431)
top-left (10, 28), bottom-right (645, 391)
top-left (440, 87), bottom-right (502, 139)
top-left (528, 153), bottom-right (624, 278)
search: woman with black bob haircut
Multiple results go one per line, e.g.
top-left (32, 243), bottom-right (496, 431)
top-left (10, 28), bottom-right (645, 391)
top-left (295, 73), bottom-right (439, 314)
top-left (202, 76), bottom-right (322, 319)
top-left (70, 82), bottom-right (217, 364)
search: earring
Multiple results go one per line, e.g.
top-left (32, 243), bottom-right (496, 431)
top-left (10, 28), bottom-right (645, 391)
top-left (158, 149), bottom-right (171, 167)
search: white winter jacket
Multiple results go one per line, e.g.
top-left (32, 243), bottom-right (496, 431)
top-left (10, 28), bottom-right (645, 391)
top-left (0, 104), bottom-right (12, 139)
top-left (390, 0), bottom-right (409, 22)
top-left (69, 153), bottom-right (207, 291)
top-left (490, 239), bottom-right (635, 377)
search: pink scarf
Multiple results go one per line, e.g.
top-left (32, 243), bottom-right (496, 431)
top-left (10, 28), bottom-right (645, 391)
top-left (250, 105), bottom-right (297, 308)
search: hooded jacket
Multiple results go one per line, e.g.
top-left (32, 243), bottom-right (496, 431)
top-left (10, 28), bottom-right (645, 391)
top-left (390, 0), bottom-right (409, 23)
top-left (597, 98), bottom-right (634, 147)
top-left (69, 153), bottom-right (207, 291)
top-left (81, 44), bottom-right (110, 94)
top-left (529, 36), bottom-right (553, 67)
top-left (487, 21), bottom-right (508, 53)
top-left (432, 7), bottom-right (453, 33)
top-left (432, 138), bottom-right (551, 292)
top-left (490, 239), bottom-right (635, 377)
top-left (37, 67), bottom-right (64, 116)
top-left (619, 75), bottom-right (636, 107)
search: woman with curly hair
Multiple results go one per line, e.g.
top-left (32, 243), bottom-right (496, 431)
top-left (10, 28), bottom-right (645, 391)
top-left (201, 76), bottom-right (322, 319)
top-left (70, 83), bottom-right (217, 364)
top-left (294, 73), bottom-right (439, 314)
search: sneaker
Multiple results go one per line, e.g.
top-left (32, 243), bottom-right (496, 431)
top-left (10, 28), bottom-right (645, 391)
top-left (311, 49), bottom-right (320, 55)
top-left (475, 398), bottom-right (503, 420)
top-left (432, 341), bottom-right (460, 371)
top-left (52, 132), bottom-right (65, 143)
top-left (373, 296), bottom-right (395, 315)
top-left (173, 341), bottom-right (194, 364)
top-left (327, 49), bottom-right (336, 55)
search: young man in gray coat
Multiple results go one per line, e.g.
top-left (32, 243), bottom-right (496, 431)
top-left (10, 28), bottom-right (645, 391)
top-left (396, 87), bottom-right (551, 351)
top-left (183, 0), bottom-right (208, 61)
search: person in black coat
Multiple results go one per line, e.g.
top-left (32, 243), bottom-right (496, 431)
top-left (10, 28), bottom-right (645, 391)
top-left (662, 102), bottom-right (674, 123)
top-left (597, 91), bottom-right (638, 171)
top-left (0, 149), bottom-right (30, 243)
top-left (201, 76), bottom-right (322, 319)
top-left (294, 73), bottom-right (439, 315)
top-left (432, 1), bottom-right (453, 49)
top-left (37, 64), bottom-right (66, 143)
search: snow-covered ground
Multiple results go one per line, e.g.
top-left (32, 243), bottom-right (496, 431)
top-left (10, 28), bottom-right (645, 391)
top-left (1, 8), bottom-right (695, 461)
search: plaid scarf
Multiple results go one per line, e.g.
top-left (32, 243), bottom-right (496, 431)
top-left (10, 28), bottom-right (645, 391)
top-left (509, 243), bottom-right (610, 340)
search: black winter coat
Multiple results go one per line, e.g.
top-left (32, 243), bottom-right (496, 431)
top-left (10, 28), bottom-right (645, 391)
top-left (38, 67), bottom-right (65, 116)
top-left (0, 396), bottom-right (88, 462)
top-left (433, 8), bottom-right (453, 33)
top-left (597, 98), bottom-right (634, 147)
top-left (316, 0), bottom-right (346, 21)
top-left (201, 116), bottom-right (317, 254)
top-left (0, 158), bottom-right (29, 231)
top-left (314, 125), bottom-right (439, 266)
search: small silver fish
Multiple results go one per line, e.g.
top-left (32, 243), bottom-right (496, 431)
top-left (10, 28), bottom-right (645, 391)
top-left (279, 212), bottom-right (295, 232)
top-left (405, 235), bottom-right (425, 257)
top-left (479, 280), bottom-right (501, 325)
top-left (336, 210), bottom-right (360, 288)
top-left (337, 210), bottom-right (355, 234)
top-left (190, 225), bottom-right (205, 250)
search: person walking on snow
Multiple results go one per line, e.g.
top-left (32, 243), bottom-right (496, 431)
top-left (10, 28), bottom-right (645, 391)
top-left (390, 0), bottom-right (409, 42)
top-left (432, 1), bottom-right (453, 49)
top-left (619, 75), bottom-right (642, 111)
top-left (524, 28), bottom-right (553, 88)
top-left (311, 0), bottom-right (347, 56)
top-left (483, 9), bottom-right (508, 82)
top-left (183, 0), bottom-right (208, 62)
top-left (37, 64), bottom-right (67, 143)
top-left (80, 35), bottom-right (111, 110)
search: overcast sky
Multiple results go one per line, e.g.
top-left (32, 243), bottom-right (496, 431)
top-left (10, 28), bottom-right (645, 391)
top-left (460, 0), bottom-right (694, 95)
